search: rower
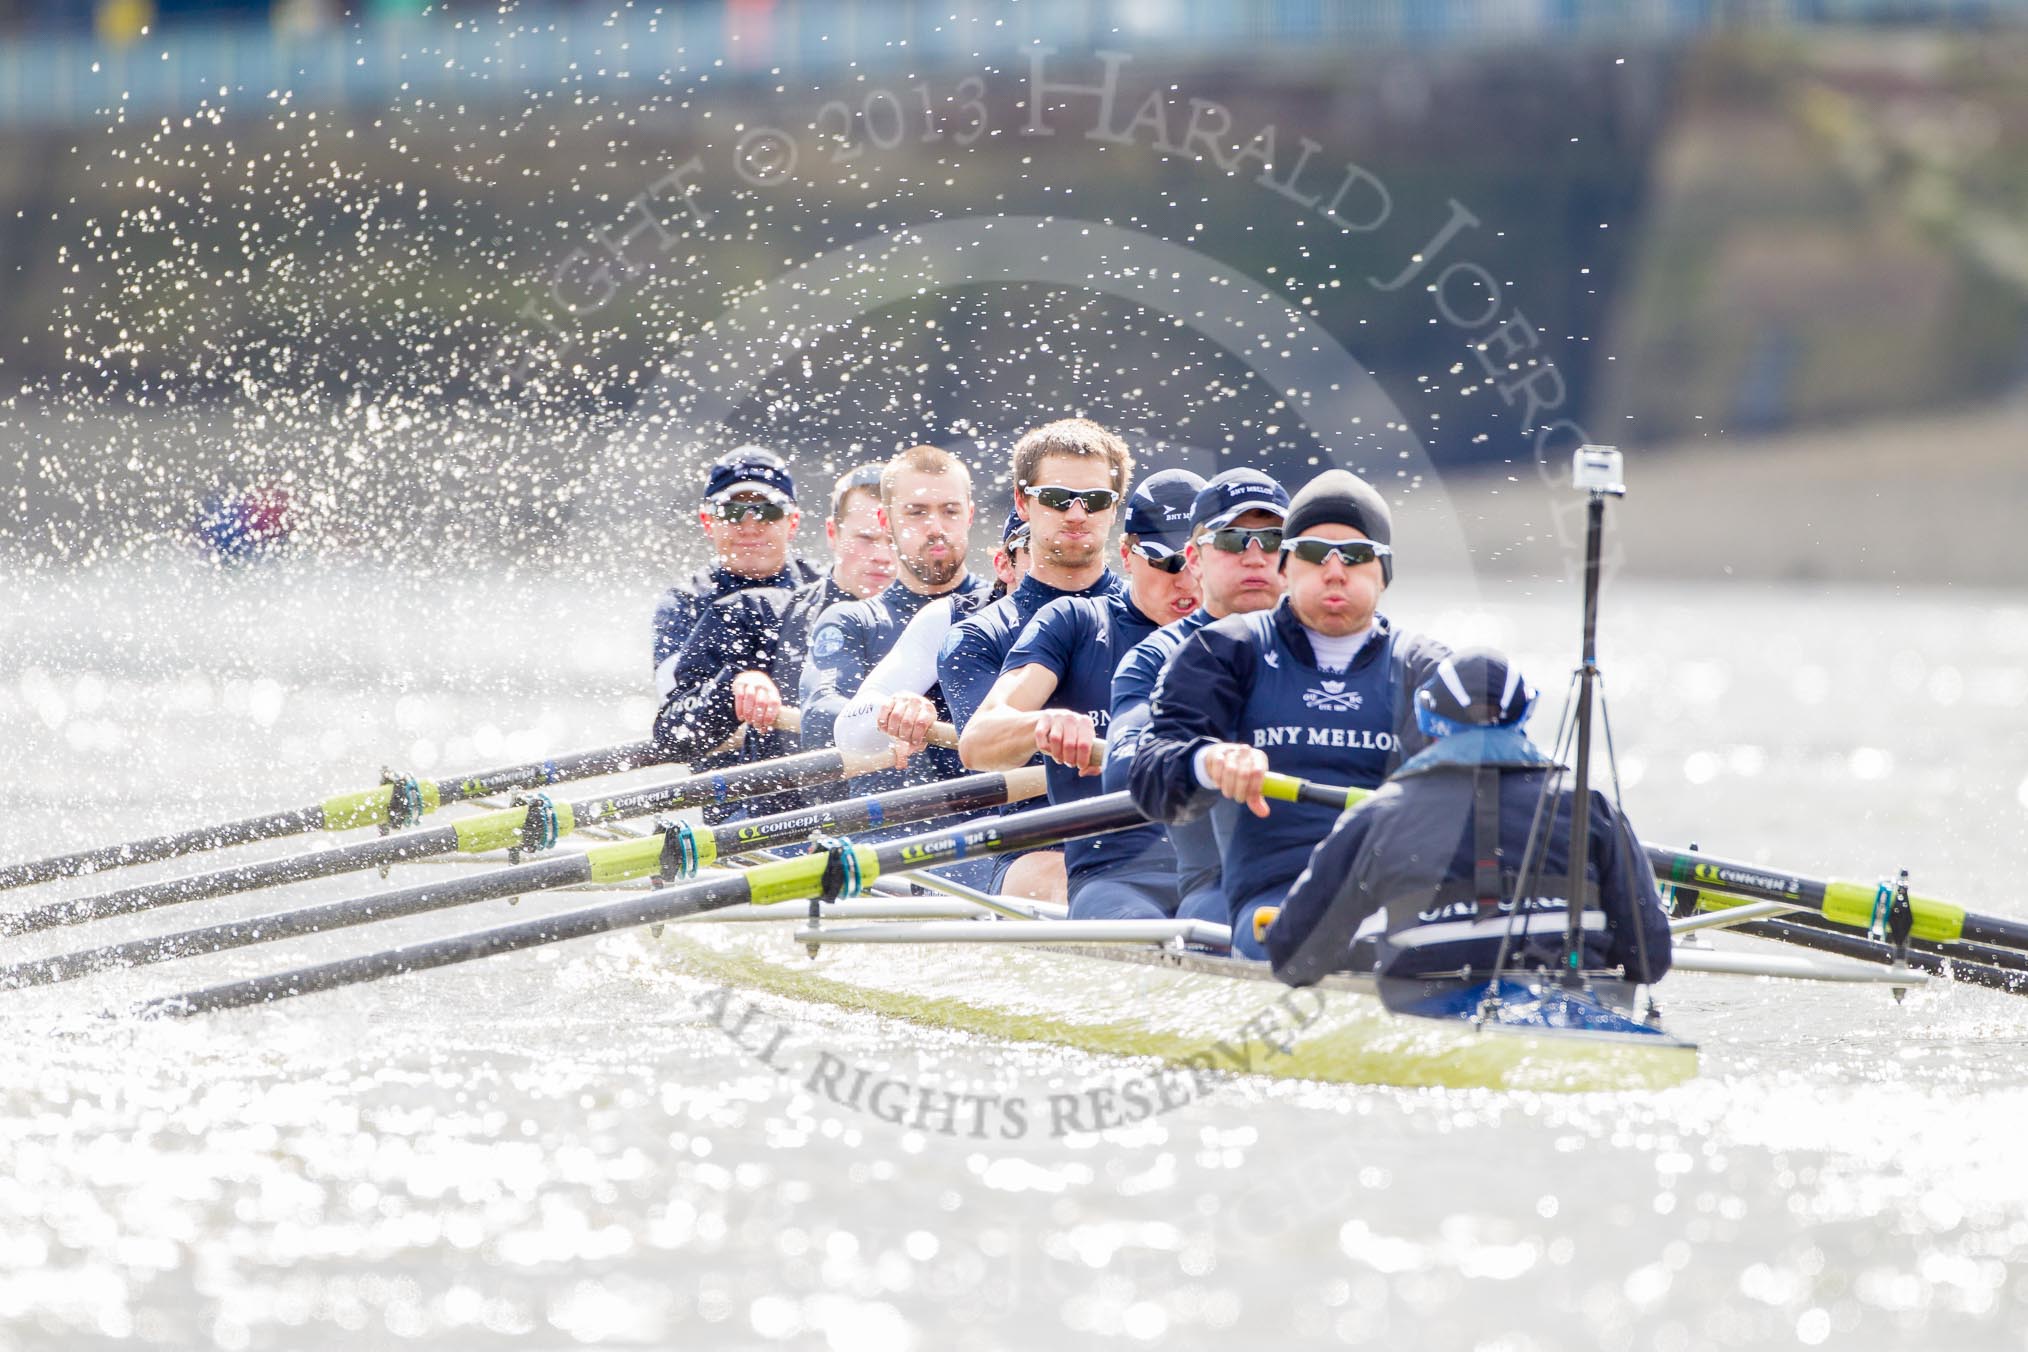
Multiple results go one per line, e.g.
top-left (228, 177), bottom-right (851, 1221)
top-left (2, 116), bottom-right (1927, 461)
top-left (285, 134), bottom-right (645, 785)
top-left (649, 447), bottom-right (822, 818)
top-left (720, 460), bottom-right (895, 741)
top-left (650, 456), bottom-right (893, 818)
top-left (1127, 468), bottom-right (1450, 957)
top-left (649, 445), bottom-right (819, 711)
top-left (1104, 467), bottom-right (1290, 924)
top-left (815, 507), bottom-right (1028, 893)
top-left (798, 445), bottom-right (991, 784)
top-left (829, 507), bottom-right (1028, 765)
top-left (959, 469), bottom-right (1203, 919)
top-left (823, 463), bottom-right (899, 601)
top-left (1264, 649), bottom-right (1674, 987)
top-left (937, 417), bottom-right (1131, 902)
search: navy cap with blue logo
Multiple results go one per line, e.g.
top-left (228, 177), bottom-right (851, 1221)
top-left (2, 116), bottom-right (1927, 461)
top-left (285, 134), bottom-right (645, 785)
top-left (1122, 468), bottom-right (1207, 557)
top-left (1190, 467), bottom-right (1290, 533)
top-left (1000, 507), bottom-right (1030, 551)
top-left (703, 446), bottom-right (796, 506)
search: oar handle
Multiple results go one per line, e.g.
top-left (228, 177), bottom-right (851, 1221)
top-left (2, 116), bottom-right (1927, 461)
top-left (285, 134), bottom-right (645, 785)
top-left (1262, 772), bottom-right (1368, 811)
top-left (758, 705), bottom-right (959, 752)
top-left (1003, 765), bottom-right (1049, 801)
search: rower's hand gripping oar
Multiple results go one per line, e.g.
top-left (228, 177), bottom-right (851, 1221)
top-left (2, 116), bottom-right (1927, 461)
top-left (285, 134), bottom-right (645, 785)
top-left (0, 743), bottom-right (896, 938)
top-left (135, 791), bottom-right (1150, 1018)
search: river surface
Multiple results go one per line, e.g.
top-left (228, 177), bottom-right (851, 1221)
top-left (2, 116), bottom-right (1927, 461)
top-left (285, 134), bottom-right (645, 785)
top-left (2, 555), bottom-right (2027, 1350)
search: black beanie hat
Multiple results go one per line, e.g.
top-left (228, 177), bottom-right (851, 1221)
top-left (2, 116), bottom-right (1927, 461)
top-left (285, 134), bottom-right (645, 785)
top-left (1281, 470), bottom-right (1394, 583)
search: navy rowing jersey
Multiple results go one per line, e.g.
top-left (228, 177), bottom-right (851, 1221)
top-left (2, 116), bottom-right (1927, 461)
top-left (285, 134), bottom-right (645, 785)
top-left (1105, 607), bottom-right (1222, 904)
top-left (936, 571), bottom-right (1123, 733)
top-left (1129, 598), bottom-right (1449, 928)
top-left (1002, 591), bottom-right (1168, 882)
top-left (799, 573), bottom-right (986, 791)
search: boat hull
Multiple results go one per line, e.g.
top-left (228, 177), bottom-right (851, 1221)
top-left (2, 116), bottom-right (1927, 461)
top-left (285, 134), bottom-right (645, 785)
top-left (651, 921), bottom-right (1699, 1093)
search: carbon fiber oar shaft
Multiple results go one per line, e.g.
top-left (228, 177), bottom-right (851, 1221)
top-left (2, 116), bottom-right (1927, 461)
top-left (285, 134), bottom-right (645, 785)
top-left (2, 748), bottom-right (882, 937)
top-left (1728, 916), bottom-right (2028, 997)
top-left (0, 739), bottom-right (666, 891)
top-left (1, 769), bottom-right (1038, 989)
top-left (1652, 846), bottom-right (2028, 956)
top-left (137, 792), bottom-right (1147, 1017)
top-left (1267, 769), bottom-right (2028, 965)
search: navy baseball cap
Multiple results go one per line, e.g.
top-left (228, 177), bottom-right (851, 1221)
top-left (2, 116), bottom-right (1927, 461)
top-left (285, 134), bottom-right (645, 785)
top-left (1000, 507), bottom-right (1030, 551)
top-left (704, 446), bottom-right (796, 506)
top-left (1122, 468), bottom-right (1206, 557)
top-left (1191, 467), bottom-right (1289, 533)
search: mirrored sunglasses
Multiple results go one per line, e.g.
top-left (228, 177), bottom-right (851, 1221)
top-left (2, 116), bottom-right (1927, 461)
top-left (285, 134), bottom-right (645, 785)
top-left (1131, 544), bottom-right (1189, 574)
top-left (714, 499), bottom-right (789, 524)
top-left (1022, 484), bottom-right (1121, 513)
top-left (1279, 536), bottom-right (1392, 567)
top-left (1206, 527), bottom-right (1283, 554)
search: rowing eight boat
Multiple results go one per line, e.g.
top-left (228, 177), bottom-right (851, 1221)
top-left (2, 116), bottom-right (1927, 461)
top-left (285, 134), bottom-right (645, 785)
top-left (653, 902), bottom-right (1701, 1094)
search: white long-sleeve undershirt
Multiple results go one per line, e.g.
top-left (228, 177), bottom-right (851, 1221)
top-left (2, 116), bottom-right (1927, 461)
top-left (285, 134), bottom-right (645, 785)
top-left (833, 594), bottom-right (960, 753)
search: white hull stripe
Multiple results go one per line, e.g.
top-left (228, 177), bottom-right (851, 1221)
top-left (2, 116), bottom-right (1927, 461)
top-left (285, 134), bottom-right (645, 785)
top-left (1389, 910), bottom-right (1608, 949)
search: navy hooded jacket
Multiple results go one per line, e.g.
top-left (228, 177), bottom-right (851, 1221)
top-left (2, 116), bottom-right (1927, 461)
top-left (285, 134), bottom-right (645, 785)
top-left (1267, 727), bottom-right (1675, 985)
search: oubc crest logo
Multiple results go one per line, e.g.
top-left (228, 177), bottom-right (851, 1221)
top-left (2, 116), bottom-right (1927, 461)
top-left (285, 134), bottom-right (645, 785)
top-left (811, 625), bottom-right (846, 661)
top-left (1302, 680), bottom-right (1364, 714)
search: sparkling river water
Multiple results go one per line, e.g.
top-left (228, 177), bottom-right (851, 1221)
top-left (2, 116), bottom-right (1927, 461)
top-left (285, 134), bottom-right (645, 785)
top-left (3, 555), bottom-right (2028, 1350)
